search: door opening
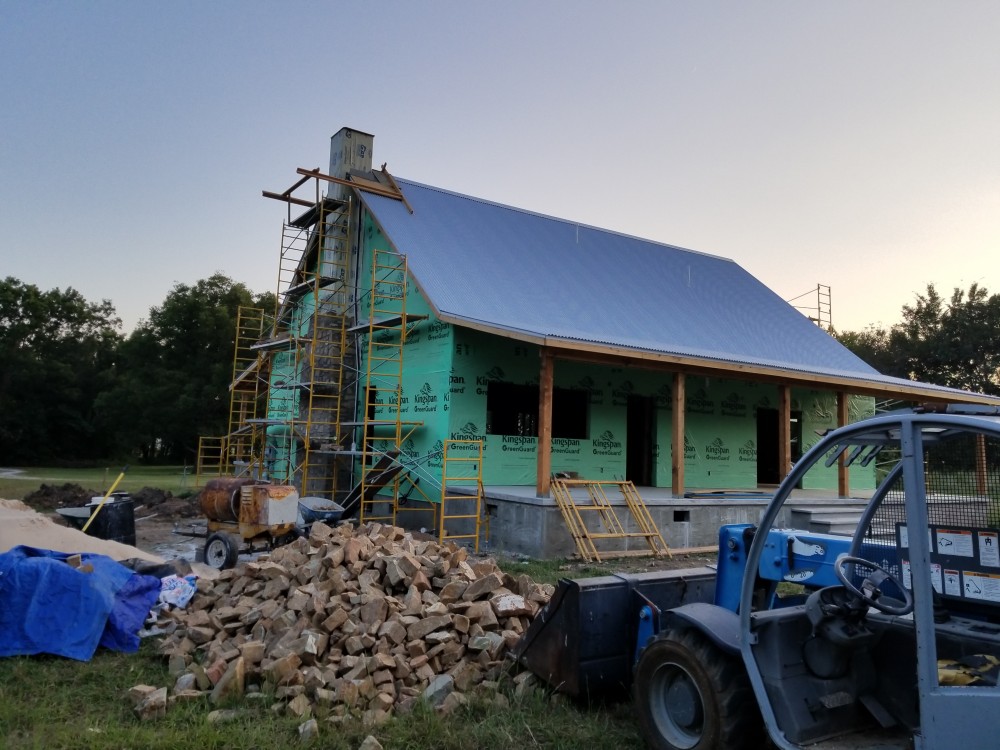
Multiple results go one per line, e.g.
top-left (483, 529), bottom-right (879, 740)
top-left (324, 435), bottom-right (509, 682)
top-left (756, 408), bottom-right (802, 486)
top-left (627, 395), bottom-right (656, 486)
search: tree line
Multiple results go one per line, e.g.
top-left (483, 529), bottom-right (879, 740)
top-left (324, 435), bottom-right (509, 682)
top-left (833, 283), bottom-right (1000, 397)
top-left (0, 274), bottom-right (273, 465)
top-left (1, 276), bottom-right (995, 466)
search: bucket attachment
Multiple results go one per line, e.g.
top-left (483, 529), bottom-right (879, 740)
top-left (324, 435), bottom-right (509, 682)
top-left (513, 568), bottom-right (716, 697)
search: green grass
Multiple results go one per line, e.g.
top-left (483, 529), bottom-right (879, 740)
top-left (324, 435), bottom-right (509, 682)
top-left (0, 469), bottom-right (667, 748)
top-left (0, 642), bottom-right (643, 750)
top-left (0, 466), bottom-right (195, 501)
top-left (499, 557), bottom-right (617, 586)
top-left (498, 552), bottom-right (718, 586)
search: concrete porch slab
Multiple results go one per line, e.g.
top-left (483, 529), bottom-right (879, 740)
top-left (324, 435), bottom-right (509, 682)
top-left (398, 484), bottom-right (877, 559)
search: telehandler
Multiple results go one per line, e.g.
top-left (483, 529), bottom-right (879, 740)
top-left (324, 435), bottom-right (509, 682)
top-left (516, 405), bottom-right (1000, 749)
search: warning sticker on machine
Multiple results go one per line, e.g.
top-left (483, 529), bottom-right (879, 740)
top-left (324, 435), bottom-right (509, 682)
top-left (936, 529), bottom-right (974, 557)
top-left (898, 523), bottom-right (1000, 603)
top-left (898, 524), bottom-right (933, 550)
top-left (902, 561), bottom-right (943, 594)
top-left (962, 571), bottom-right (1000, 603)
top-left (930, 563), bottom-right (943, 594)
top-left (944, 569), bottom-right (962, 597)
top-left (979, 532), bottom-right (1000, 567)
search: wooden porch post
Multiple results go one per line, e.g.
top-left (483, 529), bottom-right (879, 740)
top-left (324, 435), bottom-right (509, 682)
top-left (837, 391), bottom-right (850, 497)
top-left (536, 348), bottom-right (554, 497)
top-left (672, 373), bottom-right (686, 497)
top-left (778, 384), bottom-right (792, 481)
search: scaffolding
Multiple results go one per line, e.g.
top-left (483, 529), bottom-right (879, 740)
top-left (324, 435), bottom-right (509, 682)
top-left (195, 306), bottom-right (268, 486)
top-left (257, 183), bottom-right (352, 500)
top-left (787, 283), bottom-right (832, 329)
top-left (351, 250), bottom-right (428, 523)
top-left (198, 163), bottom-right (426, 520)
top-left (227, 305), bottom-right (267, 477)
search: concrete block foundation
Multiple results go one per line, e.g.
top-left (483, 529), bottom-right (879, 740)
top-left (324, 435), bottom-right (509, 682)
top-left (383, 485), bottom-right (871, 560)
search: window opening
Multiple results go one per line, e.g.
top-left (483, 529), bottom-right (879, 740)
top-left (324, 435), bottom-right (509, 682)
top-left (485, 383), bottom-right (588, 439)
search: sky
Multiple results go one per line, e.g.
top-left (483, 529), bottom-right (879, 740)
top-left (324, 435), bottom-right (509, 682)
top-left (2, 2), bottom-right (998, 334)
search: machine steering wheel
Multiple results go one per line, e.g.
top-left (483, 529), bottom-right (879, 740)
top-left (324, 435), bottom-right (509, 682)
top-left (834, 554), bottom-right (913, 616)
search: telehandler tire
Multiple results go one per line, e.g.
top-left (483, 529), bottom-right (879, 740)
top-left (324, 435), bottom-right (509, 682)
top-left (634, 628), bottom-right (763, 750)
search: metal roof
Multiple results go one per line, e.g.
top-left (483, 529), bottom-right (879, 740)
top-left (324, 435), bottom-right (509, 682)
top-left (357, 179), bottom-right (996, 403)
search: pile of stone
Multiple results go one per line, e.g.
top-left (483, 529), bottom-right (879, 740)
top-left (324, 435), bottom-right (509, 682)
top-left (150, 520), bottom-right (553, 726)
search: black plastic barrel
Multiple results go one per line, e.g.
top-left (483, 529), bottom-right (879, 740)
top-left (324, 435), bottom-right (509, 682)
top-left (85, 495), bottom-right (136, 546)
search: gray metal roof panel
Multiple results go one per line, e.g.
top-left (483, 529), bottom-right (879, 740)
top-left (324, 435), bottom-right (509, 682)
top-left (357, 179), bottom-right (980, 398)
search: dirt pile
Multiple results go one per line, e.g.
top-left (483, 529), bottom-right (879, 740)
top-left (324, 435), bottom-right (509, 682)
top-left (154, 520), bottom-right (553, 724)
top-left (132, 488), bottom-right (199, 520)
top-left (23, 483), bottom-right (198, 521)
top-left (23, 482), bottom-right (94, 511)
top-left (24, 482), bottom-right (200, 520)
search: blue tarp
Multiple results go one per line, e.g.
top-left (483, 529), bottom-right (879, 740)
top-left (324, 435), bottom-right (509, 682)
top-left (0, 546), bottom-right (161, 661)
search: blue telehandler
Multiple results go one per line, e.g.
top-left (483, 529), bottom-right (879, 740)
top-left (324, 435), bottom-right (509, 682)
top-left (515, 405), bottom-right (1000, 749)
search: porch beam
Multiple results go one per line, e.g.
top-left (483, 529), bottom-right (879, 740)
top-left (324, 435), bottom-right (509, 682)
top-left (518, 343), bottom-right (1000, 406)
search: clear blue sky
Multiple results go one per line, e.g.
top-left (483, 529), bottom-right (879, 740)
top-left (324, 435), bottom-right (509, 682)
top-left (2, 2), bottom-right (998, 333)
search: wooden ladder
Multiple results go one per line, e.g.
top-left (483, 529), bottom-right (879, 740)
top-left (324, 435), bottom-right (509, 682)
top-left (550, 478), bottom-right (671, 562)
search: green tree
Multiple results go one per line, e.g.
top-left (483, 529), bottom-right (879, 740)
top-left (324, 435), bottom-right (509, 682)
top-left (836, 282), bottom-right (1000, 396)
top-left (0, 277), bottom-right (122, 463)
top-left (833, 325), bottom-right (895, 375)
top-left (96, 273), bottom-right (274, 462)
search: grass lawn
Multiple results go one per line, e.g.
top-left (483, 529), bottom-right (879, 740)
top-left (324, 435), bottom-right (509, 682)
top-left (0, 465), bottom-right (195, 501)
top-left (0, 467), bottom-right (686, 748)
top-left (0, 642), bottom-right (643, 750)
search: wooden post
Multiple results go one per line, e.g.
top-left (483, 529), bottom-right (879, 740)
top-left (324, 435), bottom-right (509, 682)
top-left (672, 373), bottom-right (686, 497)
top-left (837, 391), bottom-right (850, 497)
top-left (778, 385), bottom-right (792, 481)
top-left (536, 348), bottom-right (554, 497)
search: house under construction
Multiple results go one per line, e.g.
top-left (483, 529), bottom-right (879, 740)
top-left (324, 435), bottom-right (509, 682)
top-left (197, 126), bottom-right (999, 558)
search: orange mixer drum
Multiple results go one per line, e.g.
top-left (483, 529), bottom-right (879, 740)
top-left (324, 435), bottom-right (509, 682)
top-left (199, 477), bottom-right (255, 523)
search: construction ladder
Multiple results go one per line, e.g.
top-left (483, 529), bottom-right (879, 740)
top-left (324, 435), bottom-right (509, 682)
top-left (195, 436), bottom-right (225, 486)
top-left (550, 478), bottom-right (671, 562)
top-left (358, 249), bottom-right (409, 524)
top-left (296, 196), bottom-right (351, 498)
top-left (440, 440), bottom-right (484, 552)
top-left (226, 305), bottom-right (267, 477)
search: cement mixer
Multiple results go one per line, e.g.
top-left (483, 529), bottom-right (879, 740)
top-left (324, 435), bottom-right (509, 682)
top-left (194, 478), bottom-right (300, 569)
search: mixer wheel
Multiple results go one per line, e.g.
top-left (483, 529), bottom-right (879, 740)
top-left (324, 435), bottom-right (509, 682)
top-left (204, 532), bottom-right (239, 570)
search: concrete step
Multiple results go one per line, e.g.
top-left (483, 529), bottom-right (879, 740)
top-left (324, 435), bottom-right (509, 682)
top-left (801, 511), bottom-right (860, 523)
top-left (794, 505), bottom-right (866, 515)
top-left (790, 509), bottom-right (865, 522)
top-left (807, 519), bottom-right (859, 536)
top-left (790, 503), bottom-right (867, 536)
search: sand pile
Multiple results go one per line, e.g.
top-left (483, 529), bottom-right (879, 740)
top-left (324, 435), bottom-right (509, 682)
top-left (0, 498), bottom-right (163, 563)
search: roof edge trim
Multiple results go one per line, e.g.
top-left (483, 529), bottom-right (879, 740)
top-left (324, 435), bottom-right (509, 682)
top-left (428, 314), bottom-right (999, 405)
